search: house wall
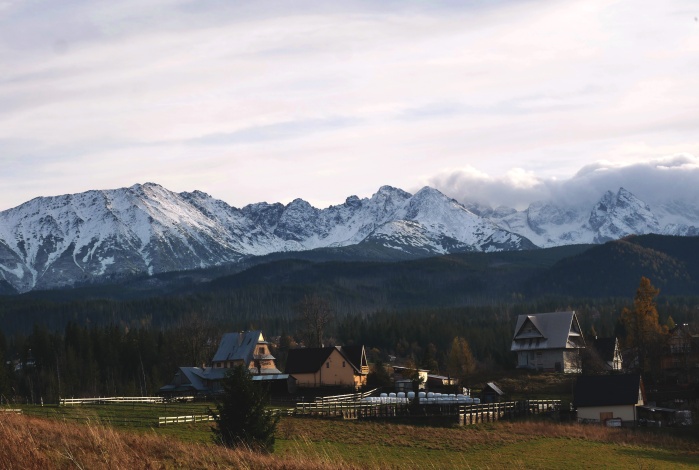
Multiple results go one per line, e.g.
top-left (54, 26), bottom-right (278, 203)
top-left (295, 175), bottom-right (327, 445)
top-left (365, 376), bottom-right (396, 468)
top-left (295, 349), bottom-right (360, 388)
top-left (577, 405), bottom-right (638, 423)
top-left (517, 349), bottom-right (581, 372)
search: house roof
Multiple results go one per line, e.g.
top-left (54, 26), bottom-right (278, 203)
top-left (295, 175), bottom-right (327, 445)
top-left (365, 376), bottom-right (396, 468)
top-left (284, 347), bottom-right (336, 374)
top-left (483, 382), bottom-right (505, 396)
top-left (511, 311), bottom-right (585, 351)
top-left (573, 374), bottom-right (643, 407)
top-left (212, 330), bottom-right (266, 365)
top-left (591, 337), bottom-right (618, 362)
top-left (340, 345), bottom-right (367, 371)
top-left (284, 346), bottom-right (364, 374)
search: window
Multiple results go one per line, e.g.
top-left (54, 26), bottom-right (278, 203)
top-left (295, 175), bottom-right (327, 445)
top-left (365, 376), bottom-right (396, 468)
top-left (326, 362), bottom-right (330, 368)
top-left (342, 361), bottom-right (346, 367)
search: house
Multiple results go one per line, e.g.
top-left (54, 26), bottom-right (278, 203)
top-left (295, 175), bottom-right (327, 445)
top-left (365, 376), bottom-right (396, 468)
top-left (660, 324), bottom-right (699, 382)
top-left (284, 345), bottom-right (368, 389)
top-left (511, 311), bottom-right (586, 373)
top-left (212, 330), bottom-right (281, 374)
top-left (159, 330), bottom-right (288, 397)
top-left (480, 382), bottom-right (506, 403)
top-left (573, 374), bottom-right (645, 425)
top-left (392, 365), bottom-right (430, 391)
top-left (589, 337), bottom-right (623, 371)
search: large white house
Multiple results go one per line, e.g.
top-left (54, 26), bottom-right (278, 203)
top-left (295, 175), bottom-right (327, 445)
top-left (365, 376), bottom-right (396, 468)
top-left (511, 311), bottom-right (586, 373)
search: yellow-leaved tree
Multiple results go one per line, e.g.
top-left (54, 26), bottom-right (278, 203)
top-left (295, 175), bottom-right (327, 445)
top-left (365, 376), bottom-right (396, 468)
top-left (620, 277), bottom-right (667, 374)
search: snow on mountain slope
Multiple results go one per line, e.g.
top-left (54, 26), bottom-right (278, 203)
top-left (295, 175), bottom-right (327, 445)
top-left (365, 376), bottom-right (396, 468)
top-left (488, 187), bottom-right (690, 247)
top-left (2, 182), bottom-right (695, 294)
top-left (0, 183), bottom-right (532, 293)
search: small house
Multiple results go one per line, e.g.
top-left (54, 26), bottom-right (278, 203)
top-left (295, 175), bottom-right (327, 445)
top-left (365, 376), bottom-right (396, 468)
top-left (284, 345), bottom-right (368, 389)
top-left (480, 382), bottom-right (506, 403)
top-left (573, 374), bottom-right (645, 425)
top-left (511, 311), bottom-right (586, 373)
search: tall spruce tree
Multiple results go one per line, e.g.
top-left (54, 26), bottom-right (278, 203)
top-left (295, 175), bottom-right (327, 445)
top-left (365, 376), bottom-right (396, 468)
top-left (210, 365), bottom-right (278, 452)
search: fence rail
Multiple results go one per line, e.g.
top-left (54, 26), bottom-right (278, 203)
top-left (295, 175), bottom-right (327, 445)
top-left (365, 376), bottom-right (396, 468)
top-left (158, 414), bottom-right (213, 426)
top-left (459, 399), bottom-right (561, 425)
top-left (312, 388), bottom-right (380, 405)
top-left (60, 396), bottom-right (168, 406)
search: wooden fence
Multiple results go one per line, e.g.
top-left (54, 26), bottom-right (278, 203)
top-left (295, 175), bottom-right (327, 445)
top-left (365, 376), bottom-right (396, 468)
top-left (60, 396), bottom-right (168, 405)
top-left (158, 414), bottom-right (213, 426)
top-left (292, 398), bottom-right (561, 424)
top-left (459, 400), bottom-right (561, 425)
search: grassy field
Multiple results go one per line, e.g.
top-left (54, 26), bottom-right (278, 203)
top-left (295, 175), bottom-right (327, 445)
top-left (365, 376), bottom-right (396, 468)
top-left (6, 401), bottom-right (699, 469)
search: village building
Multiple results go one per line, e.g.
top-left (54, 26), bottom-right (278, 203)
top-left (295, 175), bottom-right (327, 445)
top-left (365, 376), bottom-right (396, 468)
top-left (284, 345), bottom-right (368, 389)
top-left (573, 374), bottom-right (645, 425)
top-left (211, 330), bottom-right (281, 374)
top-left (480, 382), bottom-right (506, 403)
top-left (511, 311), bottom-right (586, 373)
top-left (589, 337), bottom-right (623, 371)
top-left (159, 330), bottom-right (289, 397)
top-left (660, 324), bottom-right (699, 383)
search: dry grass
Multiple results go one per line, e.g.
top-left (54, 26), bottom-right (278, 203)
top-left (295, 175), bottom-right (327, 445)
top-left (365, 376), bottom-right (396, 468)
top-left (2, 412), bottom-right (697, 469)
top-left (0, 413), bottom-right (359, 470)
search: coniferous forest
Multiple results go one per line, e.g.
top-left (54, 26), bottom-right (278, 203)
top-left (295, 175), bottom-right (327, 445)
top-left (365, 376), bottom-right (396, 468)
top-left (1, 235), bottom-right (699, 403)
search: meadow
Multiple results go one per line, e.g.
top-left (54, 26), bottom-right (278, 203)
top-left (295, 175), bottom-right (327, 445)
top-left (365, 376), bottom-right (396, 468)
top-left (4, 402), bottom-right (698, 469)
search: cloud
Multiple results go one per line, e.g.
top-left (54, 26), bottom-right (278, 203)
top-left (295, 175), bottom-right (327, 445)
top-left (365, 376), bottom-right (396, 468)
top-left (1, 0), bottom-right (698, 212)
top-left (428, 154), bottom-right (699, 210)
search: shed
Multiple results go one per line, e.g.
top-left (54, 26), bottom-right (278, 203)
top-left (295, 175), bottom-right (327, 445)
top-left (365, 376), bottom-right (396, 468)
top-left (573, 374), bottom-right (645, 425)
top-left (480, 382), bottom-right (506, 403)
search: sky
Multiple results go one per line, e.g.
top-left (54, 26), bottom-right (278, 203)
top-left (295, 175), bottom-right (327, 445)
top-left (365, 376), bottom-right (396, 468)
top-left (1, 0), bottom-right (698, 212)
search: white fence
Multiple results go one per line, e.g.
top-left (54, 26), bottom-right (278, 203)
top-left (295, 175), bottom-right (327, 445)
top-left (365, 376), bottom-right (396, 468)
top-left (158, 414), bottom-right (214, 426)
top-left (60, 396), bottom-right (167, 405)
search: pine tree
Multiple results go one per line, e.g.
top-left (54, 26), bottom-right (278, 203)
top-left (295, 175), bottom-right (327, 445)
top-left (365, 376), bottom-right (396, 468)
top-left (210, 365), bottom-right (278, 452)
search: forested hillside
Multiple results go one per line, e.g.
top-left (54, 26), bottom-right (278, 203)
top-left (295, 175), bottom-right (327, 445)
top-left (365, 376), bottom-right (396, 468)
top-left (2, 235), bottom-right (699, 401)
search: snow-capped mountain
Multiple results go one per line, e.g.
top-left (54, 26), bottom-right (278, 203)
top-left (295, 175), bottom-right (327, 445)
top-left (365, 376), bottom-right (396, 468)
top-left (2, 182), bottom-right (697, 294)
top-left (0, 183), bottom-right (532, 293)
top-left (488, 187), bottom-right (697, 247)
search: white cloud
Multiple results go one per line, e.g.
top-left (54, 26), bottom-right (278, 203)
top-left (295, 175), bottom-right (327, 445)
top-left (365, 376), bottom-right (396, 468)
top-left (429, 154), bottom-right (699, 210)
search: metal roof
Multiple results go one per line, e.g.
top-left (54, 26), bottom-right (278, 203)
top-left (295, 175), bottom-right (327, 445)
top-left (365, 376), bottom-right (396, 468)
top-left (511, 311), bottom-right (585, 351)
top-left (212, 330), bottom-right (265, 364)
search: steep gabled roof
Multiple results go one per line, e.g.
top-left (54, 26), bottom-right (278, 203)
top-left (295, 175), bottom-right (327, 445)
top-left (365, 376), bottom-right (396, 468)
top-left (212, 330), bottom-right (263, 365)
top-left (284, 347), bottom-right (336, 374)
top-left (511, 311), bottom-right (585, 351)
top-left (340, 345), bottom-right (367, 372)
top-left (591, 337), bottom-right (618, 362)
top-left (573, 374), bottom-right (644, 407)
top-left (284, 346), bottom-right (364, 374)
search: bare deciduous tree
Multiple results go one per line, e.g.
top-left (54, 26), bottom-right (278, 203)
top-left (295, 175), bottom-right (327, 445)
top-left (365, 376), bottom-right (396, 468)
top-left (295, 295), bottom-right (332, 348)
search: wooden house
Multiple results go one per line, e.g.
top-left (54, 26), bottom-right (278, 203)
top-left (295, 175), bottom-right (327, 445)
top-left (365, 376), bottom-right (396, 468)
top-left (660, 324), bottom-right (699, 381)
top-left (159, 330), bottom-right (288, 397)
top-left (511, 311), bottom-right (586, 373)
top-left (284, 345), bottom-right (368, 389)
top-left (573, 374), bottom-right (645, 425)
top-left (212, 330), bottom-right (281, 374)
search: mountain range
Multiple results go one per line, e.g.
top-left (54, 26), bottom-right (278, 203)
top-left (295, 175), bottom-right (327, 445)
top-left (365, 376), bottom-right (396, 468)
top-left (1, 183), bottom-right (698, 293)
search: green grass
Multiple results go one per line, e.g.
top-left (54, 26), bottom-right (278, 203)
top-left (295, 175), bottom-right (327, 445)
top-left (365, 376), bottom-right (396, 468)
top-left (15, 403), bottom-right (699, 469)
